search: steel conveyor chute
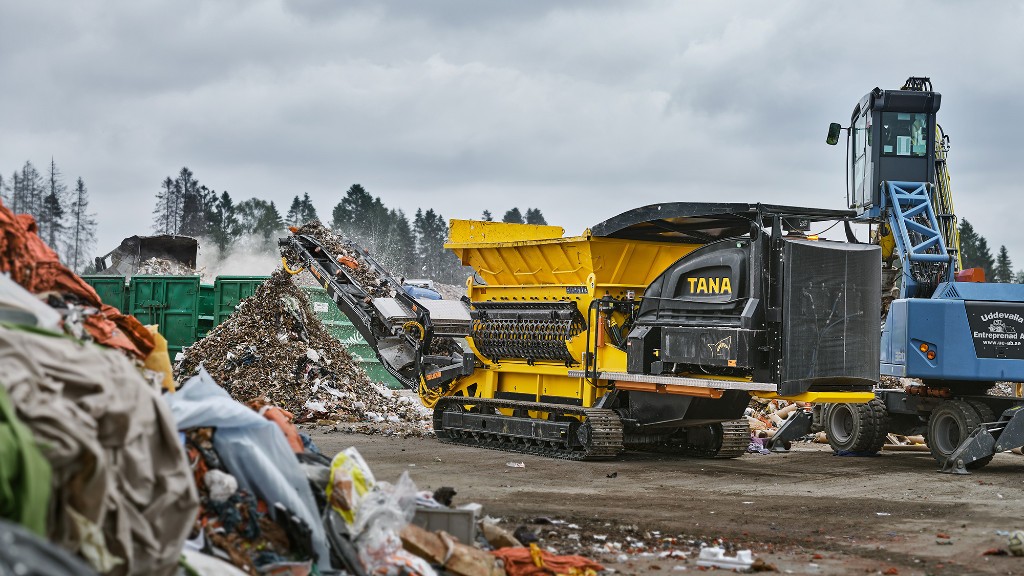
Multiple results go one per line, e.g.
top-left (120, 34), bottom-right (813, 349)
top-left (279, 233), bottom-right (473, 391)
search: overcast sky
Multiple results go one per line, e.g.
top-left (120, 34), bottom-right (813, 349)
top-left (2, 1), bottom-right (1022, 267)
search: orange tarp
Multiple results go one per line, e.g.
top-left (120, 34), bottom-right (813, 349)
top-left (0, 199), bottom-right (154, 359)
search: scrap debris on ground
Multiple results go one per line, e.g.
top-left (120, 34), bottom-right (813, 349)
top-left (175, 269), bottom-right (431, 436)
top-left (745, 394), bottom-right (929, 452)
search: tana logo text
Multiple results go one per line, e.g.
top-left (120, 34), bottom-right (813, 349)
top-left (687, 276), bottom-right (732, 295)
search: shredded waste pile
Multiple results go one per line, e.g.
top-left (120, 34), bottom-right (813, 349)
top-left (175, 269), bottom-right (430, 436)
top-left (432, 282), bottom-right (465, 300)
top-left (282, 221), bottom-right (394, 298)
top-left (136, 256), bottom-right (204, 277)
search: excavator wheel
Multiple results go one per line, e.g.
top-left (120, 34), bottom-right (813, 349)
top-left (925, 399), bottom-right (993, 469)
top-left (824, 399), bottom-right (887, 454)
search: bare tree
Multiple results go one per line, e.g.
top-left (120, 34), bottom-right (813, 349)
top-left (67, 177), bottom-right (98, 273)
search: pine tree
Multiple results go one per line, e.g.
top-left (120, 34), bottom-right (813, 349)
top-left (152, 177), bottom-right (178, 234)
top-left (0, 174), bottom-right (7, 206)
top-left (40, 193), bottom-right (65, 251)
top-left (502, 207), bottom-right (524, 224)
top-left (299, 192), bottom-right (318, 223)
top-left (995, 245), bottom-right (1014, 283)
top-left (975, 236), bottom-right (996, 281)
top-left (413, 208), bottom-right (462, 282)
top-left (286, 195), bottom-right (303, 227)
top-left (208, 191), bottom-right (241, 253)
top-left (14, 162), bottom-right (44, 218)
top-left (387, 209), bottom-right (416, 277)
top-left (237, 198), bottom-right (283, 246)
top-left (331, 184), bottom-right (391, 251)
top-left (8, 172), bottom-right (20, 213)
top-left (67, 177), bottom-right (98, 273)
top-left (331, 184), bottom-right (373, 233)
top-left (524, 208), bottom-right (547, 225)
top-left (178, 170), bottom-right (215, 237)
top-left (260, 201), bottom-right (284, 242)
top-left (959, 220), bottom-right (995, 280)
top-left (38, 159), bottom-right (68, 252)
top-left (481, 210), bottom-right (493, 222)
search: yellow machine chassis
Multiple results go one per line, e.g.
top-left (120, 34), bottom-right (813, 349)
top-left (431, 220), bottom-right (872, 411)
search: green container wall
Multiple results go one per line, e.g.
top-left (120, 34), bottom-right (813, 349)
top-left (198, 284), bottom-right (214, 338)
top-left (301, 286), bottom-right (403, 389)
top-left (82, 275), bottom-right (129, 311)
top-left (128, 275), bottom-right (200, 356)
top-left (213, 276), bottom-right (270, 326)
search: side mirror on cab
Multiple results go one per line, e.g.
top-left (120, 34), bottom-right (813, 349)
top-left (826, 122), bottom-right (842, 146)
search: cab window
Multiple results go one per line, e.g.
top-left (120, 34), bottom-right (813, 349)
top-left (852, 110), bottom-right (868, 206)
top-left (881, 112), bottom-right (928, 157)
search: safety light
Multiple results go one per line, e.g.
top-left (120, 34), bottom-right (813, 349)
top-left (927, 350), bottom-right (937, 360)
top-left (919, 343), bottom-right (929, 353)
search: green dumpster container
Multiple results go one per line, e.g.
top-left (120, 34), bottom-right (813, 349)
top-left (213, 276), bottom-right (270, 326)
top-left (128, 275), bottom-right (201, 356)
top-left (82, 275), bottom-right (128, 311)
top-left (198, 284), bottom-right (214, 339)
top-left (301, 286), bottom-right (403, 389)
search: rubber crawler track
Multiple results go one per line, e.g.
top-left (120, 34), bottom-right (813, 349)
top-left (625, 420), bottom-right (750, 459)
top-left (433, 397), bottom-right (623, 461)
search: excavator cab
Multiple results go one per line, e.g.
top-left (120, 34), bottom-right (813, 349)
top-left (842, 86), bottom-right (941, 218)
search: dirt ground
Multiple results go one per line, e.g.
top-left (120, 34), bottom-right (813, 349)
top-left (307, 428), bottom-right (1024, 576)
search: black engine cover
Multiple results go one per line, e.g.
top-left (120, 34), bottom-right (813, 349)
top-left (627, 235), bottom-right (880, 395)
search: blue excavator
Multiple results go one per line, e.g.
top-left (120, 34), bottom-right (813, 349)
top-left (816, 77), bottom-right (1024, 473)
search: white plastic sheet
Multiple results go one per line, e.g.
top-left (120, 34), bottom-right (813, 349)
top-left (0, 273), bottom-right (61, 329)
top-left (164, 368), bottom-right (330, 566)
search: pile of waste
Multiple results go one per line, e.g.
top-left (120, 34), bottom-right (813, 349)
top-left (176, 269), bottom-right (430, 436)
top-left (744, 398), bottom-right (814, 452)
top-left (283, 221), bottom-right (394, 298)
top-left (136, 256), bottom-right (203, 277)
top-left (169, 370), bottom-right (329, 574)
top-left (0, 315), bottom-right (196, 576)
top-left (169, 368), bottom-right (607, 576)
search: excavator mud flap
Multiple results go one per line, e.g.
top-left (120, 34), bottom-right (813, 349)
top-left (766, 410), bottom-right (812, 452)
top-left (941, 406), bottom-right (1024, 475)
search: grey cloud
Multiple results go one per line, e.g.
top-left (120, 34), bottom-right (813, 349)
top-left (0, 0), bottom-right (1022, 260)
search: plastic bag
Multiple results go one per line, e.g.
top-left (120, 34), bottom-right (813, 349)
top-left (355, 472), bottom-right (432, 576)
top-left (204, 469), bottom-right (239, 502)
top-left (326, 447), bottom-right (376, 525)
top-left (353, 471), bottom-right (416, 538)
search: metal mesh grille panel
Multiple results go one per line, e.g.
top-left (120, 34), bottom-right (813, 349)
top-left (780, 240), bottom-right (880, 395)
